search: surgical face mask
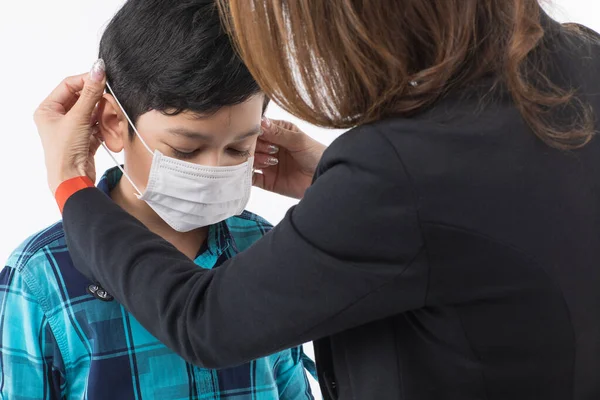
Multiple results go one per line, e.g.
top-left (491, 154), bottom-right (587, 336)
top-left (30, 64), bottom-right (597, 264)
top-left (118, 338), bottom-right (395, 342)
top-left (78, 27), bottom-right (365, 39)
top-left (101, 82), bottom-right (253, 232)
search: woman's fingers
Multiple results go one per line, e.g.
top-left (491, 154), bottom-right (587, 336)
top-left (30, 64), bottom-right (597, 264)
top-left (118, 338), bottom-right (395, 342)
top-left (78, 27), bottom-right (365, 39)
top-left (44, 74), bottom-right (87, 109)
top-left (260, 118), bottom-right (304, 152)
top-left (34, 60), bottom-right (108, 194)
top-left (254, 137), bottom-right (280, 168)
top-left (90, 104), bottom-right (101, 127)
top-left (89, 128), bottom-right (104, 156)
top-left (35, 60), bottom-right (106, 124)
top-left (255, 138), bottom-right (280, 155)
top-left (253, 153), bottom-right (279, 169)
top-left (68, 60), bottom-right (107, 125)
top-left (34, 74), bottom-right (87, 121)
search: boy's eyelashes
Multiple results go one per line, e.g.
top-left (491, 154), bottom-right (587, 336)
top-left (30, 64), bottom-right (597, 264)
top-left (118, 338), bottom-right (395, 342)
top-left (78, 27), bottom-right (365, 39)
top-left (228, 149), bottom-right (252, 158)
top-left (170, 148), bottom-right (200, 160)
top-left (169, 146), bottom-right (251, 160)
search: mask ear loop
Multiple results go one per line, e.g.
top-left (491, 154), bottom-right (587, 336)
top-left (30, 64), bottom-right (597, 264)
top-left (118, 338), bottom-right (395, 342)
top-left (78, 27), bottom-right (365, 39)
top-left (100, 143), bottom-right (144, 196)
top-left (237, 156), bottom-right (254, 215)
top-left (100, 81), bottom-right (153, 197)
top-left (105, 81), bottom-right (153, 156)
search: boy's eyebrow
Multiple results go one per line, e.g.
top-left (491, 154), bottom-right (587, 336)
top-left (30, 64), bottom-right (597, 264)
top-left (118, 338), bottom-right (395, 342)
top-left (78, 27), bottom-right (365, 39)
top-left (167, 128), bottom-right (212, 141)
top-left (233, 126), bottom-right (262, 141)
top-left (166, 125), bottom-right (261, 141)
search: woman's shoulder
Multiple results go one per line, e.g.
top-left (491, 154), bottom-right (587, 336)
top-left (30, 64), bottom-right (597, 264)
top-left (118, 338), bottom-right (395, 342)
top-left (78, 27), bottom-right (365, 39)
top-left (320, 116), bottom-right (458, 169)
top-left (318, 122), bottom-right (407, 177)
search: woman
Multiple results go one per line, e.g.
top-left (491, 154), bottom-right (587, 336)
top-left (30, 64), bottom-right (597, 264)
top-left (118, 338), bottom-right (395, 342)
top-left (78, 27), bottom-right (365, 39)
top-left (35, 0), bottom-right (600, 399)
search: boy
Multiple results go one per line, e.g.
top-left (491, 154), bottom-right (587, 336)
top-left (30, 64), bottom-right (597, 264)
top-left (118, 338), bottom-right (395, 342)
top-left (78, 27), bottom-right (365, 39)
top-left (0, 1), bottom-right (314, 398)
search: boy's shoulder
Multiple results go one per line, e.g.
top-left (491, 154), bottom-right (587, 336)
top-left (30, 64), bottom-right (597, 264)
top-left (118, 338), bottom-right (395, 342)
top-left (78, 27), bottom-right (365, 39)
top-left (233, 210), bottom-right (273, 229)
top-left (225, 211), bottom-right (273, 252)
top-left (6, 221), bottom-right (67, 272)
top-left (5, 221), bottom-right (90, 305)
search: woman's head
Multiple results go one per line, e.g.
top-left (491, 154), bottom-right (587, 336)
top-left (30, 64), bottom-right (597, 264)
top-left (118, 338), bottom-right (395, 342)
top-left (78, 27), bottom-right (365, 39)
top-left (219, 0), bottom-right (594, 149)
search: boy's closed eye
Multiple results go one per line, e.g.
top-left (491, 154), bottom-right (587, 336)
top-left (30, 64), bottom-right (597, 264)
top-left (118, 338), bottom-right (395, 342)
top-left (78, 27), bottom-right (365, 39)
top-left (169, 146), bottom-right (251, 160)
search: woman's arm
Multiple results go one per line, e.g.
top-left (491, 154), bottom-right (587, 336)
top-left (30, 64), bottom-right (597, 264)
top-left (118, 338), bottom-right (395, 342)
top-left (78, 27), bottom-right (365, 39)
top-left (63, 128), bottom-right (428, 368)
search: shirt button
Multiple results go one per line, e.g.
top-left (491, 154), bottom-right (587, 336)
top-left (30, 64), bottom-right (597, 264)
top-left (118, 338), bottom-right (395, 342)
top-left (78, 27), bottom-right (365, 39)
top-left (87, 284), bottom-right (99, 294)
top-left (96, 290), bottom-right (113, 302)
top-left (87, 284), bottom-right (114, 302)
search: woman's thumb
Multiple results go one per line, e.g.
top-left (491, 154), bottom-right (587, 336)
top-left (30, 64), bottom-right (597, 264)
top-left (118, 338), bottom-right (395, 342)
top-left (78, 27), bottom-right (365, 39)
top-left (70, 59), bottom-right (106, 122)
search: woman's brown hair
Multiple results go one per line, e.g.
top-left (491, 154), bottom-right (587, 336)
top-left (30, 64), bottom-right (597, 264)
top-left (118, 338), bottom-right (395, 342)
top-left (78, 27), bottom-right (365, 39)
top-left (218, 0), bottom-right (594, 149)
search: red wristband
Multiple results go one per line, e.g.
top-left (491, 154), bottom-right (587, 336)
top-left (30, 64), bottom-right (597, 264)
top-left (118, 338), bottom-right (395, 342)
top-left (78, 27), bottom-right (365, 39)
top-left (55, 176), bottom-right (95, 213)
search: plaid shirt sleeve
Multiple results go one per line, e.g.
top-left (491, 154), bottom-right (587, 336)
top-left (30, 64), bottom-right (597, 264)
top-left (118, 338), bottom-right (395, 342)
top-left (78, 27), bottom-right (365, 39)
top-left (0, 265), bottom-right (65, 399)
top-left (275, 346), bottom-right (316, 400)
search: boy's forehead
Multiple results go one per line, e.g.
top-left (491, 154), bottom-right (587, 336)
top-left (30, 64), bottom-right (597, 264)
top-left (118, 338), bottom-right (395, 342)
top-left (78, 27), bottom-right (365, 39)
top-left (137, 97), bottom-right (264, 139)
top-left (161, 94), bottom-right (265, 121)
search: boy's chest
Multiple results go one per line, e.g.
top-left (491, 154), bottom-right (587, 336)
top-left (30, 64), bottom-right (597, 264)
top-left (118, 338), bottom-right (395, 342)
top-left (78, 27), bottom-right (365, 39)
top-left (62, 299), bottom-right (281, 400)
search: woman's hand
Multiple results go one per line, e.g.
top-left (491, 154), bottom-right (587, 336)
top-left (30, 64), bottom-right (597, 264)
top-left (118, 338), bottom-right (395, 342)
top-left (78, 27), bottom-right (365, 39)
top-left (254, 118), bottom-right (326, 200)
top-left (34, 60), bottom-right (107, 194)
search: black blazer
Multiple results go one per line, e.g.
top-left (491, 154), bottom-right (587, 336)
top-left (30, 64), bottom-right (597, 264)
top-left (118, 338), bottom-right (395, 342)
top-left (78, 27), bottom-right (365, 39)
top-left (64, 17), bottom-right (600, 400)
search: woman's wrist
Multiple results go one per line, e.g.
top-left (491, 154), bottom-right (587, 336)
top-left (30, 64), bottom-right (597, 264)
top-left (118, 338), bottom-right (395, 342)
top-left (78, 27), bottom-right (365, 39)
top-left (49, 165), bottom-right (88, 195)
top-left (54, 175), bottom-right (95, 213)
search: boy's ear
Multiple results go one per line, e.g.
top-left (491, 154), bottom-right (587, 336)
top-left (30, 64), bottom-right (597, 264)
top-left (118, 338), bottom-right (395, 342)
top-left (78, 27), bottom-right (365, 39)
top-left (98, 94), bottom-right (128, 153)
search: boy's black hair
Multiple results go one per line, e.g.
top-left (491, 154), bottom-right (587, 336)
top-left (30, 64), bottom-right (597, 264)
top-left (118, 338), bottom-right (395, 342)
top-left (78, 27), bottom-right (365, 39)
top-left (100, 0), bottom-right (267, 136)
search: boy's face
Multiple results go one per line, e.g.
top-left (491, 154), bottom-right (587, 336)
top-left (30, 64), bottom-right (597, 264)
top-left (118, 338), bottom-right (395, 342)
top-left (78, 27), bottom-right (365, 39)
top-left (99, 94), bottom-right (264, 193)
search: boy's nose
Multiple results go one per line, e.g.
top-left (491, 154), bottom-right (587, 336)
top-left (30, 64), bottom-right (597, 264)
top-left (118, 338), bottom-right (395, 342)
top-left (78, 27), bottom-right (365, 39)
top-left (195, 151), bottom-right (221, 167)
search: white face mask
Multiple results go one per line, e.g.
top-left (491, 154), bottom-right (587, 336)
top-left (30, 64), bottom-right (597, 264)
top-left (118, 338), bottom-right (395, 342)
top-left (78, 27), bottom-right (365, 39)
top-left (102, 82), bottom-right (253, 232)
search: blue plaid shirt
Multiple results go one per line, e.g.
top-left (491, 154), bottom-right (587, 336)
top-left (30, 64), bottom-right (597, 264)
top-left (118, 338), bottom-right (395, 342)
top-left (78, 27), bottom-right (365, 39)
top-left (0, 167), bottom-right (315, 400)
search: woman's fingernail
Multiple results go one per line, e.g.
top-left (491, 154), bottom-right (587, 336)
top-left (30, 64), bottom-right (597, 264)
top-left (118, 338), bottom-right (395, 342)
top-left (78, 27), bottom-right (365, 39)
top-left (262, 117), bottom-right (272, 128)
top-left (90, 59), bottom-right (106, 82)
top-left (267, 145), bottom-right (279, 154)
top-left (266, 157), bottom-right (279, 166)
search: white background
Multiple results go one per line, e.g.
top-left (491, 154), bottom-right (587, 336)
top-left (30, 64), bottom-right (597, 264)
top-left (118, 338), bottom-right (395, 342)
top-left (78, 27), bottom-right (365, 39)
top-left (0, 0), bottom-right (597, 397)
